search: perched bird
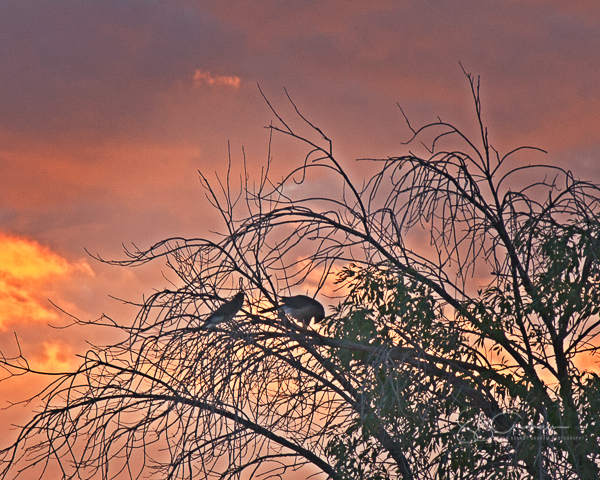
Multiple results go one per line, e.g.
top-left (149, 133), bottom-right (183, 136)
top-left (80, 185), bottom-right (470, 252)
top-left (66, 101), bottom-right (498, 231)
top-left (204, 291), bottom-right (245, 329)
top-left (260, 295), bottom-right (325, 325)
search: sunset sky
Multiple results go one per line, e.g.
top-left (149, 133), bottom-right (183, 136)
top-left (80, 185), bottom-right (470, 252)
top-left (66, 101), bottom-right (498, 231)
top-left (1, 0), bottom-right (600, 442)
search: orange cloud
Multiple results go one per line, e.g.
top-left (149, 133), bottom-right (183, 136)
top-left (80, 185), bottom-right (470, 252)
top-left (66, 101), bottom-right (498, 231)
top-left (31, 341), bottom-right (76, 372)
top-left (0, 233), bottom-right (93, 328)
top-left (193, 69), bottom-right (241, 88)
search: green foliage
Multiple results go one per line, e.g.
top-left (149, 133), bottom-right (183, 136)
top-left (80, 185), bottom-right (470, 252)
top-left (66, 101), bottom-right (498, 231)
top-left (329, 264), bottom-right (460, 356)
top-left (322, 265), bottom-right (471, 478)
top-left (322, 210), bottom-right (600, 478)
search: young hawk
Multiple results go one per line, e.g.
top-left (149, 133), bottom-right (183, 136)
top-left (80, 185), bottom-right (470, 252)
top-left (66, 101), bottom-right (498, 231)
top-left (204, 291), bottom-right (245, 329)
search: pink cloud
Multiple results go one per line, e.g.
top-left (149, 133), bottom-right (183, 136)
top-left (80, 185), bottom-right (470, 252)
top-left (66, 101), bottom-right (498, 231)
top-left (193, 69), bottom-right (241, 88)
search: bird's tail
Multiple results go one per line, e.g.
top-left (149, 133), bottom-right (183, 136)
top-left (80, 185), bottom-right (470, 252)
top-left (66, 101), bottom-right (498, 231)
top-left (259, 305), bottom-right (279, 314)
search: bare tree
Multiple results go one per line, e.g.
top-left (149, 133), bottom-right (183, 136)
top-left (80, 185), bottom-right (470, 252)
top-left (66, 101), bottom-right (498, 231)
top-left (1, 73), bottom-right (600, 479)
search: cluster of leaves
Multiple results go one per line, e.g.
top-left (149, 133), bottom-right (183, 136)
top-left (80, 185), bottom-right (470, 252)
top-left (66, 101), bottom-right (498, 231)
top-left (325, 266), bottom-right (449, 478)
top-left (323, 265), bottom-right (526, 479)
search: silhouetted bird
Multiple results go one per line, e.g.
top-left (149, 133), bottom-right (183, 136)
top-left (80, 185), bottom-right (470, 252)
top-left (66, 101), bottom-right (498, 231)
top-left (260, 295), bottom-right (325, 325)
top-left (204, 291), bottom-right (245, 329)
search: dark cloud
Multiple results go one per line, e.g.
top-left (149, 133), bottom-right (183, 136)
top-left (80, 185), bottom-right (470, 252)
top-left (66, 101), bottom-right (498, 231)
top-left (194, 1), bottom-right (600, 154)
top-left (2, 1), bottom-right (598, 155)
top-left (0, 0), bottom-right (246, 142)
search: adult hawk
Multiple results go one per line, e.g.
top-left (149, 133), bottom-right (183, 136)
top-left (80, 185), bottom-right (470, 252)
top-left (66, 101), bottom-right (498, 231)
top-left (261, 295), bottom-right (325, 325)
